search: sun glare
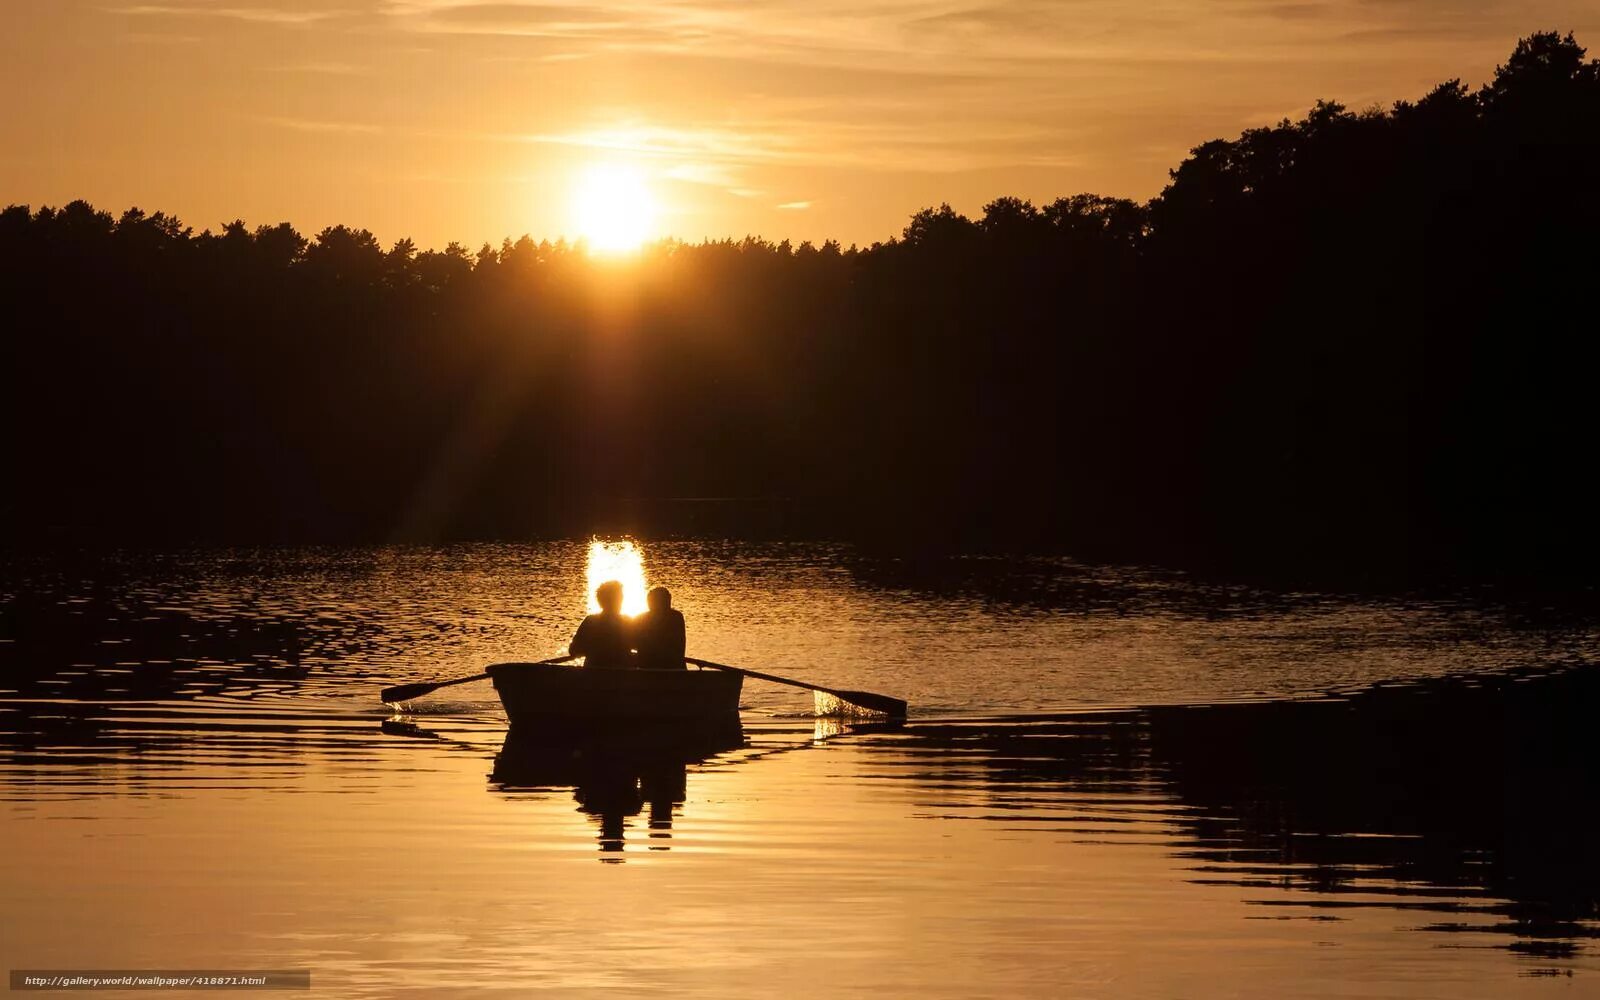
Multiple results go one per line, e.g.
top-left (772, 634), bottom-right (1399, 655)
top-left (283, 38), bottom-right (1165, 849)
top-left (585, 538), bottom-right (649, 615)
top-left (571, 164), bottom-right (658, 253)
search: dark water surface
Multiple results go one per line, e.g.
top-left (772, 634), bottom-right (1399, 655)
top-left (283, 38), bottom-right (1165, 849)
top-left (2, 543), bottom-right (1597, 997)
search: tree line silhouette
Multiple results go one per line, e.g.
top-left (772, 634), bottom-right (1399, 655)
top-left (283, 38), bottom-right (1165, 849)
top-left (3, 32), bottom-right (1596, 582)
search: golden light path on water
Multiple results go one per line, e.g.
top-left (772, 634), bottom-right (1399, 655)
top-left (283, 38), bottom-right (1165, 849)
top-left (584, 538), bottom-right (649, 615)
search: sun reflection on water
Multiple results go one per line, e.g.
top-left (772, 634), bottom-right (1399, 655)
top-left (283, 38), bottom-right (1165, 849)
top-left (585, 538), bottom-right (648, 615)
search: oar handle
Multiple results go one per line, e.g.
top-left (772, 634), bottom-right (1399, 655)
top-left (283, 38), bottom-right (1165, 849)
top-left (383, 654), bottom-right (577, 704)
top-left (425, 672), bottom-right (490, 692)
top-left (687, 657), bottom-right (816, 693)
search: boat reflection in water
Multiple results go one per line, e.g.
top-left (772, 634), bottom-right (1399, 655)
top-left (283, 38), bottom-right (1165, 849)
top-left (489, 716), bottom-right (745, 860)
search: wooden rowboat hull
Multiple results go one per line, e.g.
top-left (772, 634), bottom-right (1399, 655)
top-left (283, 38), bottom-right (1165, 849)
top-left (487, 661), bottom-right (743, 726)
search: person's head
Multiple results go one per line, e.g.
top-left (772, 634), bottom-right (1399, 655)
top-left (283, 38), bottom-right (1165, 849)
top-left (647, 586), bottom-right (672, 612)
top-left (595, 580), bottom-right (623, 613)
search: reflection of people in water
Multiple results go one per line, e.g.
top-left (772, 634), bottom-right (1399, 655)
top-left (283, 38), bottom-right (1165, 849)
top-left (633, 586), bottom-right (687, 670)
top-left (573, 755), bottom-right (687, 855)
top-left (493, 722), bottom-right (743, 859)
top-left (574, 757), bottom-right (646, 854)
top-left (639, 758), bottom-right (687, 844)
top-left (569, 580), bottom-right (632, 669)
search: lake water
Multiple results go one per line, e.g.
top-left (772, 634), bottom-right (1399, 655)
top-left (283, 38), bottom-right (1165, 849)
top-left (2, 542), bottom-right (1597, 997)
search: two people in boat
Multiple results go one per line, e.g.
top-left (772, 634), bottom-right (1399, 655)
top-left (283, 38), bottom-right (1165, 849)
top-left (569, 582), bottom-right (687, 670)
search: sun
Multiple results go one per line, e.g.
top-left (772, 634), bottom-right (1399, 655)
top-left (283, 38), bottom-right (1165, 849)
top-left (571, 163), bottom-right (658, 253)
top-left (585, 538), bottom-right (649, 615)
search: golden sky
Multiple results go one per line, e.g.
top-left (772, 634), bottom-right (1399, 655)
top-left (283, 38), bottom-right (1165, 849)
top-left (4, 0), bottom-right (1596, 250)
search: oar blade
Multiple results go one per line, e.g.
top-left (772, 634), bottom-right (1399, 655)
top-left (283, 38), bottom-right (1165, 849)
top-left (832, 689), bottom-right (909, 719)
top-left (381, 681), bottom-right (441, 704)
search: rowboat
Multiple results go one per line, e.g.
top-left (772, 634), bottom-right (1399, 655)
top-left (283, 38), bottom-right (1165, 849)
top-left (382, 654), bottom-right (904, 720)
top-left (486, 660), bottom-right (743, 727)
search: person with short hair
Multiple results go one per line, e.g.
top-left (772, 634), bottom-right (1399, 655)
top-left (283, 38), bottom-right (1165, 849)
top-left (569, 580), bottom-right (633, 669)
top-left (632, 586), bottom-right (686, 670)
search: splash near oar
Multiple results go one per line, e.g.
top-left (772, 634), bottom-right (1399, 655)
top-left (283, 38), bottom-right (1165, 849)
top-left (812, 690), bottom-right (896, 719)
top-left (686, 657), bottom-right (908, 719)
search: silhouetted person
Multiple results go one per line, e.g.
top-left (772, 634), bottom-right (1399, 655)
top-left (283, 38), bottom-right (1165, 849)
top-left (633, 586), bottom-right (686, 670)
top-left (569, 580), bottom-right (633, 669)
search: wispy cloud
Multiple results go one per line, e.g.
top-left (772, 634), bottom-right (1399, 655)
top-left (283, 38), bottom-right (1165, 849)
top-left (268, 62), bottom-right (372, 75)
top-left (111, 4), bottom-right (349, 25)
top-left (125, 31), bottom-right (204, 43)
top-left (663, 162), bottom-right (741, 187)
top-left (776, 201), bottom-right (811, 210)
top-left (513, 123), bottom-right (803, 164)
top-left (509, 117), bottom-right (1078, 174)
top-left (371, 0), bottom-right (1405, 71)
top-left (370, 0), bottom-right (1576, 83)
top-left (259, 116), bottom-right (384, 134)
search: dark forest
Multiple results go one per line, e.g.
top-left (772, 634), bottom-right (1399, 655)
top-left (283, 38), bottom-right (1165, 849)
top-left (4, 32), bottom-right (1596, 583)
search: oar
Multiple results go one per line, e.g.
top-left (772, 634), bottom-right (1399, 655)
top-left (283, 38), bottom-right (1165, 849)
top-left (381, 654), bottom-right (576, 704)
top-left (686, 656), bottom-right (908, 718)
